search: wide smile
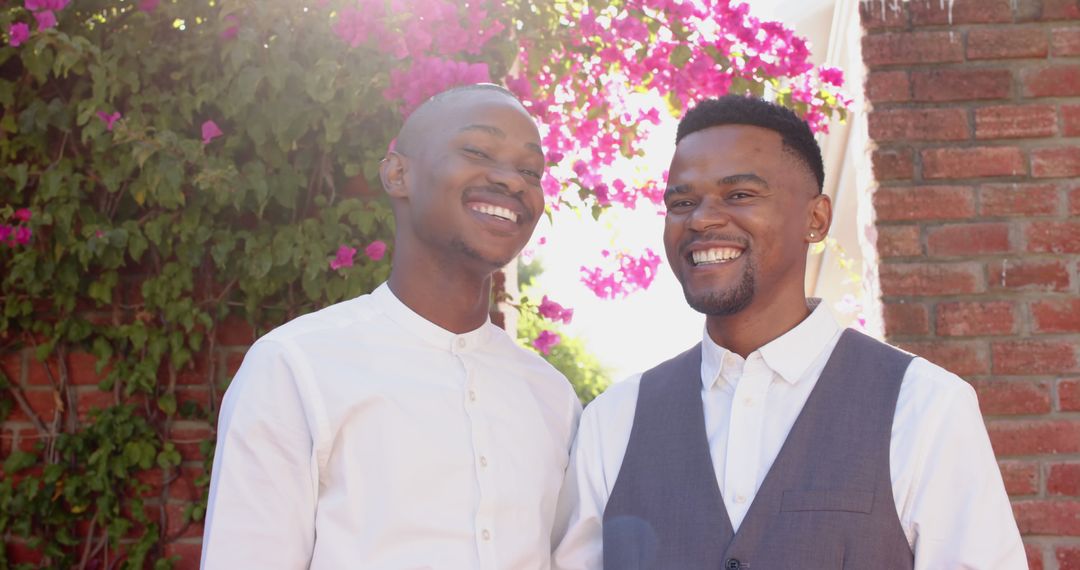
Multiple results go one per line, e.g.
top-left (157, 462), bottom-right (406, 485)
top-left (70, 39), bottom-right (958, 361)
top-left (468, 202), bottom-right (519, 223)
top-left (689, 246), bottom-right (744, 267)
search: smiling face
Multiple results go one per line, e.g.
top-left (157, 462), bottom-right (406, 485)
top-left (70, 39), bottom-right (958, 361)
top-left (663, 124), bottom-right (828, 317)
top-left (383, 90), bottom-right (546, 275)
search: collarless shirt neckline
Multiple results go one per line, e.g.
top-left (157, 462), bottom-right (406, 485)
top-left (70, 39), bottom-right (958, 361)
top-left (369, 282), bottom-right (492, 352)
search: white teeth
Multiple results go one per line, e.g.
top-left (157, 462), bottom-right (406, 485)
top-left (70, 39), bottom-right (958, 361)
top-left (691, 247), bottom-right (743, 265)
top-left (470, 203), bottom-right (518, 223)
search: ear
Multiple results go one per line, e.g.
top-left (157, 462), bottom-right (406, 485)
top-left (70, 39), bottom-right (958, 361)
top-left (379, 151), bottom-right (408, 199)
top-left (806, 193), bottom-right (832, 243)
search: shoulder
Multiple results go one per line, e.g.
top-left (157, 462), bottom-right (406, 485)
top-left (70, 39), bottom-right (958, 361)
top-left (258, 294), bottom-right (377, 349)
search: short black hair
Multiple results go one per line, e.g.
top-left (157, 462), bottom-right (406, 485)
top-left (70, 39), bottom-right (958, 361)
top-left (675, 95), bottom-right (825, 193)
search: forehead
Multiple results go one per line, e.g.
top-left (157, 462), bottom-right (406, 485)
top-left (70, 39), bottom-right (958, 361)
top-left (669, 124), bottom-right (785, 177)
top-left (433, 92), bottom-right (540, 141)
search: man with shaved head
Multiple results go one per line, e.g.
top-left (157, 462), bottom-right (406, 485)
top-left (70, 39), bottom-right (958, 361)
top-left (202, 84), bottom-right (581, 569)
top-left (553, 95), bottom-right (1023, 569)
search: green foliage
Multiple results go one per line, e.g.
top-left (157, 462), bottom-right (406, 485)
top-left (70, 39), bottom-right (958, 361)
top-left (0, 1), bottom-right (401, 565)
top-left (517, 261), bottom-right (612, 404)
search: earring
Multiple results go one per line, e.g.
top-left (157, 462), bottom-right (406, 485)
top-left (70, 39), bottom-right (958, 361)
top-left (808, 232), bottom-right (816, 239)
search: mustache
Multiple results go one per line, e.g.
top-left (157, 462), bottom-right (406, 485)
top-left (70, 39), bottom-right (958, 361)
top-left (680, 232), bottom-right (750, 253)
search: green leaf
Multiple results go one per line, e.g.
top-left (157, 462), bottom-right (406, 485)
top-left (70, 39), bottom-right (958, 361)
top-left (670, 44), bottom-right (692, 68)
top-left (4, 451), bottom-right (37, 474)
top-left (157, 393), bottom-right (177, 416)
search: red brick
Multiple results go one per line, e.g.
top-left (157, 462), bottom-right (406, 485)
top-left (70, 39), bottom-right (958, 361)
top-left (164, 541), bottom-right (203, 570)
top-left (1050, 464), bottom-right (1080, 496)
top-left (859, 0), bottom-right (909, 29)
top-left (862, 32), bottom-right (964, 67)
top-left (14, 427), bottom-right (41, 453)
top-left (1032, 298), bottom-right (1080, 333)
top-left (874, 185), bottom-right (975, 221)
top-left (993, 340), bottom-right (1078, 375)
top-left (1013, 500), bottom-right (1080, 536)
top-left (1065, 105), bottom-right (1080, 137)
top-left (876, 225), bottom-right (923, 257)
top-left (74, 388), bottom-right (116, 421)
top-left (1033, 147), bottom-right (1080, 178)
top-left (971, 380), bottom-right (1052, 415)
top-left (216, 314), bottom-right (255, 346)
top-left (1063, 378), bottom-right (1080, 411)
top-left (980, 183), bottom-right (1060, 216)
top-left (67, 351), bottom-right (104, 386)
top-left (224, 350), bottom-right (245, 378)
top-left (987, 259), bottom-right (1072, 291)
top-left (975, 105), bottom-right (1057, 139)
top-left (1029, 543), bottom-right (1045, 570)
top-left (911, 69), bottom-right (1013, 102)
top-left (171, 422), bottom-right (213, 461)
top-left (937, 300), bottom-right (1017, 336)
top-left (1018, 0), bottom-right (1080, 21)
top-left (880, 262), bottom-right (983, 296)
top-left (871, 148), bottom-right (914, 181)
top-left (968, 28), bottom-right (1049, 60)
top-left (926, 223), bottom-right (1012, 256)
top-left (8, 389), bottom-right (58, 423)
top-left (26, 356), bottom-right (54, 386)
top-left (1028, 221), bottom-right (1080, 253)
top-left (895, 340), bottom-right (989, 376)
top-left (1000, 461), bottom-right (1041, 495)
top-left (1024, 64), bottom-right (1080, 97)
top-left (1053, 27), bottom-right (1080, 56)
top-left (869, 108), bottom-right (969, 142)
top-left (1072, 186), bottom-right (1080, 215)
top-left (989, 420), bottom-right (1080, 455)
top-left (882, 301), bottom-right (929, 336)
top-left (165, 502), bottom-right (204, 539)
top-left (865, 71), bottom-right (910, 103)
top-left (911, 0), bottom-right (1013, 24)
top-left (922, 147), bottom-right (1026, 179)
top-left (169, 466), bottom-right (205, 502)
top-left (177, 353), bottom-right (210, 386)
top-left (4, 541), bottom-right (43, 565)
top-left (176, 386), bottom-right (211, 412)
top-left (1061, 546), bottom-right (1080, 569)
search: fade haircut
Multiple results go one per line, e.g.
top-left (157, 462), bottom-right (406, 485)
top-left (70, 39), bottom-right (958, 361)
top-left (396, 83), bottom-right (523, 155)
top-left (675, 95), bottom-right (825, 193)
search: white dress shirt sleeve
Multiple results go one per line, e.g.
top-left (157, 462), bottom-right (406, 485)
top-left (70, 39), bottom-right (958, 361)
top-left (895, 359), bottom-right (1026, 570)
top-left (201, 339), bottom-right (321, 569)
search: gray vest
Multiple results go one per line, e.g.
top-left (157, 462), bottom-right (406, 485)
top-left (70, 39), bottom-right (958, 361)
top-left (603, 329), bottom-right (915, 570)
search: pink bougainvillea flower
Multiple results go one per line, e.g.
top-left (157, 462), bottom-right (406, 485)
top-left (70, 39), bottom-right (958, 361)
top-left (26, 0), bottom-right (69, 11)
top-left (364, 240), bottom-right (387, 261)
top-left (8, 22), bottom-right (30, 47)
top-left (220, 15), bottom-right (239, 40)
top-left (332, 7), bottom-right (368, 48)
top-left (33, 10), bottom-right (56, 30)
top-left (819, 66), bottom-right (844, 87)
top-left (139, 0), bottom-right (160, 12)
top-left (0, 225), bottom-right (11, 244)
top-left (330, 245), bottom-right (356, 270)
top-left (13, 208), bottom-right (32, 222)
top-left (201, 120), bottom-right (223, 145)
top-left (538, 295), bottom-right (573, 325)
top-left (13, 225), bottom-right (32, 246)
top-left (532, 330), bottom-right (561, 355)
top-left (580, 249), bottom-right (662, 300)
top-left (97, 111), bottom-right (121, 131)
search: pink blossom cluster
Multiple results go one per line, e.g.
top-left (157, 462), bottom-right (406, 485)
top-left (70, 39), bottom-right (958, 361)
top-left (507, 0), bottom-right (850, 211)
top-left (329, 240), bottom-right (387, 270)
top-left (7, 0), bottom-right (69, 45)
top-left (532, 330), bottom-right (561, 355)
top-left (1, 209), bottom-right (33, 248)
top-left (537, 295), bottom-right (574, 325)
top-left (580, 248), bottom-right (662, 300)
top-left (333, 0), bottom-right (505, 116)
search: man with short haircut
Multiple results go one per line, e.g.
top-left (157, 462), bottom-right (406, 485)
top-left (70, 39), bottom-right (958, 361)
top-left (202, 84), bottom-right (581, 569)
top-left (553, 95), bottom-right (1024, 570)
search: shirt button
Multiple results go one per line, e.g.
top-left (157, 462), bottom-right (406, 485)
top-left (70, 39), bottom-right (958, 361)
top-left (743, 397), bottom-right (754, 406)
top-left (456, 337), bottom-right (467, 349)
top-left (734, 494), bottom-right (747, 504)
top-left (479, 456), bottom-right (488, 467)
top-left (725, 558), bottom-right (741, 570)
top-left (481, 529), bottom-right (491, 541)
top-left (468, 390), bottom-right (477, 402)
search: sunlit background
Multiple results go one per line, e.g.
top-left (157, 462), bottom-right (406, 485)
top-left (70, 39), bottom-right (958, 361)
top-left (526, 0), bottom-right (873, 380)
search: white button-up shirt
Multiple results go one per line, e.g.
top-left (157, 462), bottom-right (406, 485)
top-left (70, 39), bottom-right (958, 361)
top-left (552, 302), bottom-right (1025, 570)
top-left (202, 283), bottom-right (581, 569)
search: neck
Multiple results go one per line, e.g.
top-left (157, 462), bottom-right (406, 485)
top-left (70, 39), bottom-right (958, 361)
top-left (704, 288), bottom-right (812, 359)
top-left (387, 253), bottom-right (494, 335)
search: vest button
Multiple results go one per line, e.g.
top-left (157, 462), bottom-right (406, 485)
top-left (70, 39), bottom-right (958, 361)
top-left (725, 559), bottom-right (741, 570)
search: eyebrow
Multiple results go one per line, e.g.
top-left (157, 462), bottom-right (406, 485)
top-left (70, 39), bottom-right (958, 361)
top-left (459, 124), bottom-right (544, 158)
top-left (663, 184), bottom-right (690, 201)
top-left (721, 173), bottom-right (770, 188)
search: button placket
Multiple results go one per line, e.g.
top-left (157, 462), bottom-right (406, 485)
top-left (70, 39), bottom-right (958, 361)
top-left (457, 351), bottom-right (497, 568)
top-left (723, 357), bottom-right (772, 529)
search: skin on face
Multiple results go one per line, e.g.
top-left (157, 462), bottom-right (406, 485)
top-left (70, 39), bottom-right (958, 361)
top-left (383, 90), bottom-right (546, 278)
top-left (663, 124), bottom-right (832, 355)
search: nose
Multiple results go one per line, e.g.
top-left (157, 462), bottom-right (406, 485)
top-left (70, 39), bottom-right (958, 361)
top-left (687, 195), bottom-right (731, 232)
top-left (485, 162), bottom-right (526, 194)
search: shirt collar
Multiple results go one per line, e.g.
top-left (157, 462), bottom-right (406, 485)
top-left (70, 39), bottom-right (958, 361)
top-left (700, 298), bottom-right (840, 390)
top-left (370, 282), bottom-right (492, 351)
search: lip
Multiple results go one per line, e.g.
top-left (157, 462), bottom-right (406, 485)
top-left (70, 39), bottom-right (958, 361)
top-left (682, 239), bottom-right (747, 267)
top-left (463, 188), bottom-right (533, 228)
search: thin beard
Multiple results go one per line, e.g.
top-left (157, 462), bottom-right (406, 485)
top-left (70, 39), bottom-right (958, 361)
top-left (684, 258), bottom-right (756, 316)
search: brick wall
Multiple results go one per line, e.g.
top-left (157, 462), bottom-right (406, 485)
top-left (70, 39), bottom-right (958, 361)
top-left (862, 1), bottom-right (1080, 568)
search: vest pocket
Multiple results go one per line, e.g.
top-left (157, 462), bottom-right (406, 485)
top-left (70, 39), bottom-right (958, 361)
top-left (780, 490), bottom-right (875, 513)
